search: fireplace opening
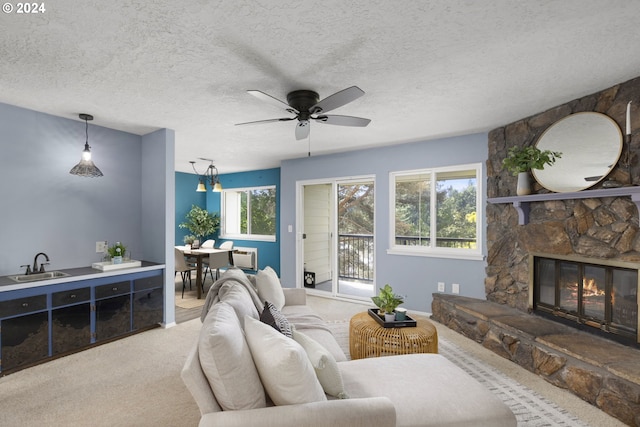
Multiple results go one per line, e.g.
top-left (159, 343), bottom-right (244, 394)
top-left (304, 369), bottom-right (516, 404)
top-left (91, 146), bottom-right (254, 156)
top-left (531, 254), bottom-right (639, 346)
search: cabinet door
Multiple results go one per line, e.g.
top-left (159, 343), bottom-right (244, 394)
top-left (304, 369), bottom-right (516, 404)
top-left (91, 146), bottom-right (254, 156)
top-left (95, 295), bottom-right (131, 341)
top-left (133, 288), bottom-right (163, 330)
top-left (52, 303), bottom-right (91, 355)
top-left (1, 311), bottom-right (49, 372)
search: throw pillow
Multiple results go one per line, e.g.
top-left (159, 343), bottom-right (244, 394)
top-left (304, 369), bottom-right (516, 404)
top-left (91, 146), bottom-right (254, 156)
top-left (244, 316), bottom-right (326, 406)
top-left (255, 266), bottom-right (285, 310)
top-left (292, 329), bottom-right (349, 399)
top-left (198, 302), bottom-right (266, 410)
top-left (260, 301), bottom-right (293, 338)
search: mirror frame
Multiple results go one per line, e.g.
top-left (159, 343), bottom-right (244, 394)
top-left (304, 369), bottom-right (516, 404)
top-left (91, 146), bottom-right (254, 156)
top-left (532, 112), bottom-right (623, 193)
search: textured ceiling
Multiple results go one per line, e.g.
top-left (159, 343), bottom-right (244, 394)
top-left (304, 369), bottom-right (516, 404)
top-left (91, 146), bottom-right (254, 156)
top-left (2, 1), bottom-right (640, 174)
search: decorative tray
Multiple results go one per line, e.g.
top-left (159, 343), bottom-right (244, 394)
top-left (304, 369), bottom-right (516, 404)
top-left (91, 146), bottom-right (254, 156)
top-left (368, 308), bottom-right (417, 328)
top-left (91, 260), bottom-right (142, 271)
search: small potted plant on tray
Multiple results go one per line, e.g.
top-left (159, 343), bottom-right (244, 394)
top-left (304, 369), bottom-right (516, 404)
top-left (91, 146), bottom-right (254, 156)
top-left (502, 146), bottom-right (561, 195)
top-left (108, 242), bottom-right (127, 264)
top-left (372, 284), bottom-right (404, 322)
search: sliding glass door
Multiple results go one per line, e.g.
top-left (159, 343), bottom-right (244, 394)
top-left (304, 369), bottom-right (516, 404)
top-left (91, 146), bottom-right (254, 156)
top-left (298, 177), bottom-right (375, 300)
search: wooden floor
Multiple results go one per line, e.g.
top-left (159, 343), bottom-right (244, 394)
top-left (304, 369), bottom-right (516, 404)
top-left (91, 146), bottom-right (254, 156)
top-left (175, 304), bottom-right (202, 324)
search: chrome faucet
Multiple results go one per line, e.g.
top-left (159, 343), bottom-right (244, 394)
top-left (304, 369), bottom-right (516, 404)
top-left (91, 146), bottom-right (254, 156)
top-left (32, 252), bottom-right (50, 274)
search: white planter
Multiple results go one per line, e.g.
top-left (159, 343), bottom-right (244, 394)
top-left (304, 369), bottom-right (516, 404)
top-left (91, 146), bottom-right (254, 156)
top-left (516, 172), bottom-right (532, 196)
top-left (384, 313), bottom-right (396, 322)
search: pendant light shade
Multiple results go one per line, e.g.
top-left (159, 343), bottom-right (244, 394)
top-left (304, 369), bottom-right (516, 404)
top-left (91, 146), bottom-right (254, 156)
top-left (70, 113), bottom-right (103, 177)
top-left (190, 159), bottom-right (223, 192)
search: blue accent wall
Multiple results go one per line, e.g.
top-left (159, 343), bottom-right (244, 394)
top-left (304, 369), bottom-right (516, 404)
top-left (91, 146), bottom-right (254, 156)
top-left (175, 172), bottom-right (206, 245)
top-left (174, 168), bottom-right (280, 273)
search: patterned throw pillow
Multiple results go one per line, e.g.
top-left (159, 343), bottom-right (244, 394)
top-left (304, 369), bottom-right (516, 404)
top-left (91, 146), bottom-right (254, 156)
top-left (259, 301), bottom-right (293, 338)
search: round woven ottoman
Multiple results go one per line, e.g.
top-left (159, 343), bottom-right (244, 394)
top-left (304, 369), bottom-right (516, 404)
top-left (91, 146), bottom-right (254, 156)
top-left (349, 311), bottom-right (438, 359)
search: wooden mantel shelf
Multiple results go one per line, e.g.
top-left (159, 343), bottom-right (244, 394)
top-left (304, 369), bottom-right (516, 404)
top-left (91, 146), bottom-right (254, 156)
top-left (487, 186), bottom-right (640, 225)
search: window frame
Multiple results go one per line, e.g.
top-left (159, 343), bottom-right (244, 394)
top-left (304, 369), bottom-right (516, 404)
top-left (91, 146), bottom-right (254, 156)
top-left (387, 163), bottom-right (483, 260)
top-left (220, 185), bottom-right (277, 242)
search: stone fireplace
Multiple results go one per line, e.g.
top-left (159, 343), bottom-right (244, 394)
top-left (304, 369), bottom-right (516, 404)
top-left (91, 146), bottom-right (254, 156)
top-left (432, 75), bottom-right (640, 425)
top-left (530, 253), bottom-right (639, 344)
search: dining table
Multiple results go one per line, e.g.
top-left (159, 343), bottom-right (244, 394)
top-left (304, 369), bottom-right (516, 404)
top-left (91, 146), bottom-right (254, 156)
top-left (177, 247), bottom-right (233, 299)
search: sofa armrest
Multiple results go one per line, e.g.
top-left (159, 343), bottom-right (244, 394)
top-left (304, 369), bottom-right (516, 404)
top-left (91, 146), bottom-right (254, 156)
top-left (283, 287), bottom-right (306, 306)
top-left (198, 397), bottom-right (395, 427)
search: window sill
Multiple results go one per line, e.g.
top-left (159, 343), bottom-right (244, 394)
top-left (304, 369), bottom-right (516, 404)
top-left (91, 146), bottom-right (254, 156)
top-left (219, 234), bottom-right (276, 243)
top-left (386, 248), bottom-right (484, 261)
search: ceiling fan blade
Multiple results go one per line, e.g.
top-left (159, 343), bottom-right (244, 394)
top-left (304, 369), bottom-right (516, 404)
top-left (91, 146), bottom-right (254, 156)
top-left (295, 120), bottom-right (310, 140)
top-left (314, 115), bottom-right (371, 127)
top-left (247, 90), bottom-right (299, 114)
top-left (310, 86), bottom-right (365, 114)
top-left (235, 117), bottom-right (295, 126)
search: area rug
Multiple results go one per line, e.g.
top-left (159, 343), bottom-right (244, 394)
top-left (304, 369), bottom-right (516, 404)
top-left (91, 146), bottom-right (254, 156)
top-left (325, 320), bottom-right (587, 427)
top-left (175, 295), bottom-right (205, 309)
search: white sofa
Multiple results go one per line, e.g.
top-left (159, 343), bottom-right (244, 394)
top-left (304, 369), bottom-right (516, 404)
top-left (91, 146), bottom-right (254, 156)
top-left (181, 268), bottom-right (516, 427)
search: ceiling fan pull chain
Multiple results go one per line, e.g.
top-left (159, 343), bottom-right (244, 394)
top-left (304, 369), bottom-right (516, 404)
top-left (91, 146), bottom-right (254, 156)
top-left (308, 133), bottom-right (311, 157)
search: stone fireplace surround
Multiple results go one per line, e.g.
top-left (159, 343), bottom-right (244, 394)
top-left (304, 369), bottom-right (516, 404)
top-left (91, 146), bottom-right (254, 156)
top-left (431, 76), bottom-right (640, 425)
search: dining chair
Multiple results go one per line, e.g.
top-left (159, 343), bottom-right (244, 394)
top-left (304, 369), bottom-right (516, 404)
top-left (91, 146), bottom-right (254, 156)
top-left (204, 241), bottom-right (235, 282)
top-left (175, 247), bottom-right (197, 298)
top-left (199, 239), bottom-right (216, 279)
top-left (200, 239), bottom-right (215, 248)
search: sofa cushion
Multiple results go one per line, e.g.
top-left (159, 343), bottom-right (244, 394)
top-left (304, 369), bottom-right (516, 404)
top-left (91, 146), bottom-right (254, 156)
top-left (218, 281), bottom-right (259, 327)
top-left (339, 353), bottom-right (516, 427)
top-left (260, 301), bottom-right (293, 338)
top-left (292, 329), bottom-right (349, 399)
top-left (244, 316), bottom-right (327, 406)
top-left (255, 266), bottom-right (285, 310)
top-left (198, 302), bottom-right (266, 411)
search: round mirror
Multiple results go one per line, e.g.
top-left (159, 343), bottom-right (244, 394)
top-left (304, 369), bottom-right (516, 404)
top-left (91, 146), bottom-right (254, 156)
top-left (532, 112), bottom-right (623, 193)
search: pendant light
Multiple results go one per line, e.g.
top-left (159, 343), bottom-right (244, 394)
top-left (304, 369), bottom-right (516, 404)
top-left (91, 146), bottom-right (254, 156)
top-left (70, 113), bottom-right (103, 177)
top-left (190, 159), bottom-right (223, 192)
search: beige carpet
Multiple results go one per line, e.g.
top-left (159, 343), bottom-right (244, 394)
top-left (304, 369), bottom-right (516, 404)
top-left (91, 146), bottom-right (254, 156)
top-left (0, 294), bottom-right (625, 427)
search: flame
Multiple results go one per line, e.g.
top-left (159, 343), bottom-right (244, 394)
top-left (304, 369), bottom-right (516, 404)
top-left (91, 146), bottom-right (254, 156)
top-left (583, 277), bottom-right (605, 297)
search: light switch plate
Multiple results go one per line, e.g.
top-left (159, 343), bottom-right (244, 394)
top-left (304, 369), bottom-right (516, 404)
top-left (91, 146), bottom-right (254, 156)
top-left (437, 282), bottom-right (445, 292)
top-left (452, 283), bottom-right (460, 294)
top-left (96, 241), bottom-right (107, 253)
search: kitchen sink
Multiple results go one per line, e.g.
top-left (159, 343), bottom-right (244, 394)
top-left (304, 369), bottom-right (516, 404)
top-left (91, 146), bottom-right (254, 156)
top-left (8, 271), bottom-right (70, 283)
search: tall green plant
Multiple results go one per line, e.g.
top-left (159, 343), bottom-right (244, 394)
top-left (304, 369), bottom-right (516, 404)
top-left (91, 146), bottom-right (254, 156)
top-left (179, 205), bottom-right (220, 241)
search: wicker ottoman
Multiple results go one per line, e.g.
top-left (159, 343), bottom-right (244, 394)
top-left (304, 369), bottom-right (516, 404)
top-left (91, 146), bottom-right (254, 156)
top-left (349, 311), bottom-right (438, 359)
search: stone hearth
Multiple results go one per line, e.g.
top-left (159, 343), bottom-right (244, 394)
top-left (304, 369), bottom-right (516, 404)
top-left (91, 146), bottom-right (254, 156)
top-left (432, 294), bottom-right (640, 426)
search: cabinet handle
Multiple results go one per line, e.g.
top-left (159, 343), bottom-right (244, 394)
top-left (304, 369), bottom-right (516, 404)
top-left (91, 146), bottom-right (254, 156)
top-left (22, 302), bottom-right (28, 308)
top-left (70, 294), bottom-right (76, 299)
top-left (112, 287), bottom-right (118, 291)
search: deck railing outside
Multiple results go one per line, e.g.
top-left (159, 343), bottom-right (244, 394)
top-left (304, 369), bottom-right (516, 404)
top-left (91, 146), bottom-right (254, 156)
top-left (338, 234), bottom-right (476, 281)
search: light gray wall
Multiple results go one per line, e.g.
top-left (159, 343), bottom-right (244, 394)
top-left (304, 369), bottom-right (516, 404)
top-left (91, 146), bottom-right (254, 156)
top-left (280, 133), bottom-right (488, 313)
top-left (0, 103), bottom-right (145, 275)
top-left (141, 129), bottom-right (176, 325)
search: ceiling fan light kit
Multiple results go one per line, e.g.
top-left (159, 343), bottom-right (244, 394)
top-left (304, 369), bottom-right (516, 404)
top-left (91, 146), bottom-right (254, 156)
top-left (236, 86), bottom-right (371, 140)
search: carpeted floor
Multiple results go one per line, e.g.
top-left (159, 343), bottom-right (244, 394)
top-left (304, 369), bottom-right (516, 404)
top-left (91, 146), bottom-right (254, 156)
top-left (0, 294), bottom-right (625, 427)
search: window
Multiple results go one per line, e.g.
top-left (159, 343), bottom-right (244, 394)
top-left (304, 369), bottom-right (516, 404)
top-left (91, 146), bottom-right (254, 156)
top-left (389, 164), bottom-right (482, 259)
top-left (220, 186), bottom-right (276, 241)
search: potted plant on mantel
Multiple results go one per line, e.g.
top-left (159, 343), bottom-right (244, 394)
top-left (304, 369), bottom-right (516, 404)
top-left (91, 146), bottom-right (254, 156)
top-left (372, 284), bottom-right (404, 322)
top-left (502, 146), bottom-right (561, 195)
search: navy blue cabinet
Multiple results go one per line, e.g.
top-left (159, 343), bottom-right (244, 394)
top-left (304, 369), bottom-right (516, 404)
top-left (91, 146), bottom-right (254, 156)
top-left (0, 268), bottom-right (164, 375)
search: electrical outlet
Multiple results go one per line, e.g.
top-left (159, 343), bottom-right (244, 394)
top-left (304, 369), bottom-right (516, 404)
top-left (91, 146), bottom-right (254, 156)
top-left (96, 241), bottom-right (107, 253)
top-left (452, 283), bottom-right (460, 294)
top-left (437, 282), bottom-right (445, 292)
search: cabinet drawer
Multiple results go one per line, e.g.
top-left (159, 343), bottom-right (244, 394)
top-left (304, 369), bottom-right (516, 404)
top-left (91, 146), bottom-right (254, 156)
top-left (0, 295), bottom-right (47, 318)
top-left (52, 287), bottom-right (91, 307)
top-left (134, 274), bottom-right (163, 292)
top-left (95, 281), bottom-right (130, 299)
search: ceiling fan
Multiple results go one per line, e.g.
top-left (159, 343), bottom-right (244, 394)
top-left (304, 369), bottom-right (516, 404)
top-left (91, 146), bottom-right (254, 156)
top-left (235, 86), bottom-right (371, 140)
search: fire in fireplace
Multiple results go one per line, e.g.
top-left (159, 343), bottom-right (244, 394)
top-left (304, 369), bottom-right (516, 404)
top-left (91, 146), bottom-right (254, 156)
top-left (530, 253), bottom-right (639, 345)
